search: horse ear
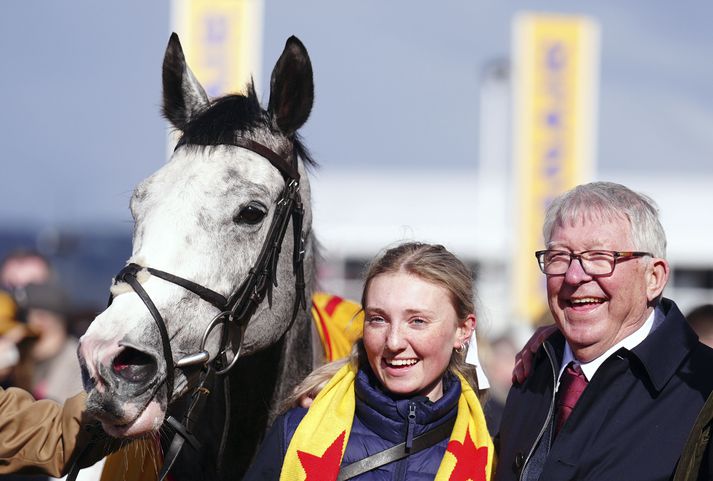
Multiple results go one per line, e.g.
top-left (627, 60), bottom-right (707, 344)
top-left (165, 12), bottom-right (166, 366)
top-left (268, 36), bottom-right (314, 135)
top-left (162, 33), bottom-right (210, 131)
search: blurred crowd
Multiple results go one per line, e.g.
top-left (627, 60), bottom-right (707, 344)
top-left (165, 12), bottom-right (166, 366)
top-left (0, 250), bottom-right (90, 481)
top-left (0, 251), bottom-right (91, 479)
top-left (0, 249), bottom-right (83, 404)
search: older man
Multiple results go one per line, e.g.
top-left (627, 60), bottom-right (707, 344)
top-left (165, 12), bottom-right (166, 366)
top-left (495, 182), bottom-right (713, 481)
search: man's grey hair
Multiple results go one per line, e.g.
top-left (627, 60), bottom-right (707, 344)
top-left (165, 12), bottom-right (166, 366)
top-left (543, 181), bottom-right (667, 259)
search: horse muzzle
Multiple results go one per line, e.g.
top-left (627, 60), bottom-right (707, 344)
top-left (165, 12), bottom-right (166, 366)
top-left (78, 338), bottom-right (168, 437)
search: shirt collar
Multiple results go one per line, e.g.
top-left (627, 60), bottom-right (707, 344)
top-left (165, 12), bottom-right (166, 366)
top-left (559, 308), bottom-right (663, 383)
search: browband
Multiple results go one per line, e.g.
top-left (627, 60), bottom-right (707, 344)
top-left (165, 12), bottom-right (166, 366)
top-left (174, 137), bottom-right (300, 182)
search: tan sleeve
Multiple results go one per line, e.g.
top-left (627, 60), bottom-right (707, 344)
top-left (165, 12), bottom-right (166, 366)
top-left (0, 387), bottom-right (107, 476)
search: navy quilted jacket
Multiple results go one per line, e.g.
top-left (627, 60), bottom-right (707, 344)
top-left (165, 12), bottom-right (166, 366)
top-left (242, 366), bottom-right (460, 480)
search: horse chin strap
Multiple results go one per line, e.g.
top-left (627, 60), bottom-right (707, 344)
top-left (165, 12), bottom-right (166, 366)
top-left (95, 138), bottom-right (306, 481)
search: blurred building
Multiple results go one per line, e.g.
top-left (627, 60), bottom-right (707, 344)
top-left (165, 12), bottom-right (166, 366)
top-left (310, 21), bottom-right (712, 339)
top-left (311, 169), bottom-right (713, 338)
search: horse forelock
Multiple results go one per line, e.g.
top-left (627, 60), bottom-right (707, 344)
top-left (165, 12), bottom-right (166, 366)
top-left (180, 94), bottom-right (264, 144)
top-left (176, 89), bottom-right (317, 171)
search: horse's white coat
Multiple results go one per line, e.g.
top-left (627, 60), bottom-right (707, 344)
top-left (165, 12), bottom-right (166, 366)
top-left (79, 144), bottom-right (313, 433)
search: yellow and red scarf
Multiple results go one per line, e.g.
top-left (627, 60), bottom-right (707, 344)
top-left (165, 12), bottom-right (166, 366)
top-left (280, 363), bottom-right (494, 481)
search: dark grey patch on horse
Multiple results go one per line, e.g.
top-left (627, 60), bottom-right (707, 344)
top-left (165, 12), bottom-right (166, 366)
top-left (133, 185), bottom-right (150, 203)
top-left (220, 168), bottom-right (272, 193)
top-left (223, 168), bottom-right (240, 184)
top-left (130, 185), bottom-right (152, 221)
top-left (166, 296), bottom-right (211, 357)
top-left (133, 223), bottom-right (146, 249)
top-left (130, 186), bottom-right (151, 249)
top-left (184, 234), bottom-right (192, 246)
top-left (196, 209), bottom-right (212, 230)
top-left (172, 294), bottom-right (201, 318)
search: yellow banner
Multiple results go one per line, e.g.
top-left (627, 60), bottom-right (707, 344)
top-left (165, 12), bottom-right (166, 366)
top-left (511, 13), bottom-right (600, 324)
top-left (171, 0), bottom-right (263, 97)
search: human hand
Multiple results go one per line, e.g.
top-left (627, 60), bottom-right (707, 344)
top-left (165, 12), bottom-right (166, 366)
top-left (3, 324), bottom-right (28, 345)
top-left (512, 325), bottom-right (557, 384)
top-left (299, 394), bottom-right (314, 408)
top-left (0, 336), bottom-right (20, 372)
top-left (286, 358), bottom-right (347, 410)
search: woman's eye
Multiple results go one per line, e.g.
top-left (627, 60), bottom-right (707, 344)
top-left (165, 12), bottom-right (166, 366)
top-left (234, 203), bottom-right (267, 225)
top-left (367, 316), bottom-right (386, 324)
top-left (410, 317), bottom-right (427, 325)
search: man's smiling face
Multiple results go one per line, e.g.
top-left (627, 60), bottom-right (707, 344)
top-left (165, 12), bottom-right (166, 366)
top-left (546, 215), bottom-right (655, 362)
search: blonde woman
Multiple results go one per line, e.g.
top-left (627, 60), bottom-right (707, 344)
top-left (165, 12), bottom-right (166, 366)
top-left (243, 242), bottom-right (494, 481)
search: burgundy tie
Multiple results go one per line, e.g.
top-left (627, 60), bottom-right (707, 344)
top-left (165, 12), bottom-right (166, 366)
top-left (555, 361), bottom-right (589, 435)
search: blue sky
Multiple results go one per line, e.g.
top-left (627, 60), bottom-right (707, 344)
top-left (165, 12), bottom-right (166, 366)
top-left (1, 0), bottom-right (712, 228)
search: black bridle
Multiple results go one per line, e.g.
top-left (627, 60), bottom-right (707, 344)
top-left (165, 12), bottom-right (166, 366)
top-left (70, 138), bottom-right (307, 481)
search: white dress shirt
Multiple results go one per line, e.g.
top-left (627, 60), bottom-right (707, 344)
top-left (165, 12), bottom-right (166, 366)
top-left (558, 307), bottom-right (665, 386)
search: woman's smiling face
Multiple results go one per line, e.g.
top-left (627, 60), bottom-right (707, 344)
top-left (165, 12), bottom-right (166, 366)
top-left (362, 271), bottom-right (474, 401)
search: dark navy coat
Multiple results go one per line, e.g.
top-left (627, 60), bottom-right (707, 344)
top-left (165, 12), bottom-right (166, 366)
top-left (242, 366), bottom-right (460, 480)
top-left (495, 299), bottom-right (713, 481)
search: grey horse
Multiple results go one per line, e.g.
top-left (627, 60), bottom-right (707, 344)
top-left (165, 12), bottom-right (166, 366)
top-left (78, 33), bottom-right (320, 480)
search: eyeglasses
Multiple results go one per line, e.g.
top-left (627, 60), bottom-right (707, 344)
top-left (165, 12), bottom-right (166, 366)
top-left (534, 250), bottom-right (653, 276)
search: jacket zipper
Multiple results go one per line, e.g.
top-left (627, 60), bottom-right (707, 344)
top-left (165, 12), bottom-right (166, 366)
top-left (519, 343), bottom-right (558, 481)
top-left (394, 401), bottom-right (418, 481)
top-left (406, 402), bottom-right (417, 451)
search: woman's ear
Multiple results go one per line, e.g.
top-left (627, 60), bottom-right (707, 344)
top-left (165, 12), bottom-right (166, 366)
top-left (455, 313), bottom-right (477, 349)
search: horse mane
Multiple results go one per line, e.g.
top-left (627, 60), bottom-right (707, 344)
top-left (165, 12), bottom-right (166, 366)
top-left (172, 83), bottom-right (317, 170)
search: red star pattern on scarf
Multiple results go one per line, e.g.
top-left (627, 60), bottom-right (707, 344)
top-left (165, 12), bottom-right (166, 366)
top-left (297, 430), bottom-right (346, 481)
top-left (446, 428), bottom-right (488, 481)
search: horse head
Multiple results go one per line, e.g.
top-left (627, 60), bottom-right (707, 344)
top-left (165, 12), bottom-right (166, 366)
top-left (78, 33), bottom-right (315, 438)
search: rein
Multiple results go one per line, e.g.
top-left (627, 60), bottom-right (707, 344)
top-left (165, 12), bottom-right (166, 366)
top-left (72, 138), bottom-right (307, 481)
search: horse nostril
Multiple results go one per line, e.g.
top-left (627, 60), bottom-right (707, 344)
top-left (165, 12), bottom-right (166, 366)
top-left (112, 347), bottom-right (158, 384)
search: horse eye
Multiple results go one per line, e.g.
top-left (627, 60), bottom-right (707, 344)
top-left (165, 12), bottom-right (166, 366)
top-left (234, 203), bottom-right (267, 225)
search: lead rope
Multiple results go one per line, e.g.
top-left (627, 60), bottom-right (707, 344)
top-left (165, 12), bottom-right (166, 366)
top-left (216, 373), bottom-right (232, 477)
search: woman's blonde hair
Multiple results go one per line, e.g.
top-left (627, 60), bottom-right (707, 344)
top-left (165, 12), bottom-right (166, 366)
top-left (281, 242), bottom-right (482, 411)
top-left (361, 242), bottom-right (475, 319)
